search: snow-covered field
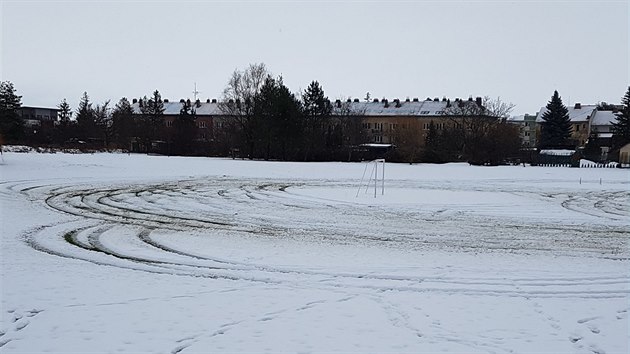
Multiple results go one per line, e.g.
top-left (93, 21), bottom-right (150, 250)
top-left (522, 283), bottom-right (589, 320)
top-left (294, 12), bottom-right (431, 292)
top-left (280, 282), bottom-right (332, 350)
top-left (1, 152), bottom-right (628, 353)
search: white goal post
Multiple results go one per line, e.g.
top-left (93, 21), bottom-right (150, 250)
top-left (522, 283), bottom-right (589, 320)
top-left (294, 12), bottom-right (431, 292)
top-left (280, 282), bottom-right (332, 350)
top-left (356, 159), bottom-right (385, 198)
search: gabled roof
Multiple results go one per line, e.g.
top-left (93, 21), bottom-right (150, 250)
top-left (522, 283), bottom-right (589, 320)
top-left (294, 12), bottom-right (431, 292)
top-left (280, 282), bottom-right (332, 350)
top-left (132, 101), bottom-right (223, 115)
top-left (337, 100), bottom-right (450, 116)
top-left (590, 110), bottom-right (617, 126)
top-left (536, 104), bottom-right (597, 123)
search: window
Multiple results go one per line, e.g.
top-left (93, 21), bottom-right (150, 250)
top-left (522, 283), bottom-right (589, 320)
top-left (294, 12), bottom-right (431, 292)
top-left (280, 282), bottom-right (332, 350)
top-left (525, 131), bottom-right (530, 137)
top-left (576, 125), bottom-right (580, 132)
top-left (420, 111), bottom-right (430, 115)
top-left (435, 111), bottom-right (444, 115)
top-left (198, 121), bottom-right (206, 129)
top-left (166, 120), bottom-right (173, 127)
top-left (524, 122), bottom-right (529, 127)
top-left (374, 135), bottom-right (382, 143)
top-left (423, 123), bottom-right (430, 130)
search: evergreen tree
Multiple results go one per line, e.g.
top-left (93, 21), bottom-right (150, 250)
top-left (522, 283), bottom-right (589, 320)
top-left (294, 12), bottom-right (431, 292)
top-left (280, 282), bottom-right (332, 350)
top-left (111, 97), bottom-right (136, 149)
top-left (139, 90), bottom-right (165, 150)
top-left (0, 81), bottom-right (24, 142)
top-left (55, 98), bottom-right (73, 144)
top-left (423, 120), bottom-right (443, 163)
top-left (57, 99), bottom-right (72, 123)
top-left (253, 76), bottom-right (303, 160)
top-left (302, 81), bottom-right (331, 160)
top-left (173, 100), bottom-right (197, 155)
top-left (94, 100), bottom-right (111, 148)
top-left (75, 91), bottom-right (95, 139)
top-left (539, 90), bottom-right (572, 148)
top-left (612, 86), bottom-right (630, 150)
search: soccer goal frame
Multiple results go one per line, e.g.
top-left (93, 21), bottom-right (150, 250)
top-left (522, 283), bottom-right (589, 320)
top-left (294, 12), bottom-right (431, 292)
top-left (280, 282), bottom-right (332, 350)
top-left (356, 159), bottom-right (385, 198)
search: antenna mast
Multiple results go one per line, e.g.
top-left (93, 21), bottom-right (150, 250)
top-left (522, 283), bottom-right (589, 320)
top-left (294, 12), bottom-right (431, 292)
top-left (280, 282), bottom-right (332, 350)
top-left (192, 82), bottom-right (201, 101)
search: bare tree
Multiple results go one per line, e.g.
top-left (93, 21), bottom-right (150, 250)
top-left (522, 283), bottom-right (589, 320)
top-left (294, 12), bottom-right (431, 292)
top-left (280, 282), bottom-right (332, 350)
top-left (443, 96), bottom-right (516, 164)
top-left (218, 63), bottom-right (270, 158)
top-left (331, 99), bottom-right (367, 161)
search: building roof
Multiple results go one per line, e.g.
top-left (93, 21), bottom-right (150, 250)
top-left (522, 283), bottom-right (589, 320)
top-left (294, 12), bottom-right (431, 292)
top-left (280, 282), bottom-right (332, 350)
top-left (536, 104), bottom-right (597, 123)
top-left (131, 98), bottom-right (477, 117)
top-left (132, 101), bottom-right (223, 115)
top-left (590, 110), bottom-right (617, 126)
top-left (335, 100), bottom-right (450, 116)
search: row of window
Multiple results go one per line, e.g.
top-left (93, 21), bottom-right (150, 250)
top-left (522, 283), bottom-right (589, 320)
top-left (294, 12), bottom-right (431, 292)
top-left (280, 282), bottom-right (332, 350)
top-left (165, 121), bottom-right (208, 128)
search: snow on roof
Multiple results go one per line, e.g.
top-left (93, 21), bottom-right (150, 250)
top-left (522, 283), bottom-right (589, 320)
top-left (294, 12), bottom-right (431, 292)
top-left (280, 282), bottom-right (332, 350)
top-left (536, 104), bottom-right (597, 123)
top-left (590, 110), bottom-right (617, 126)
top-left (132, 101), bottom-right (223, 115)
top-left (360, 143), bottom-right (393, 148)
top-left (539, 149), bottom-right (575, 156)
top-left (333, 100), bottom-right (451, 116)
top-left (130, 99), bottom-right (471, 117)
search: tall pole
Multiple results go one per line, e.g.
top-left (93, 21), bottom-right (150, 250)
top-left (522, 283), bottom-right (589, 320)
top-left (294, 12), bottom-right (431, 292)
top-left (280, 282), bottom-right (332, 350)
top-left (381, 160), bottom-right (385, 195)
top-left (374, 161), bottom-right (377, 198)
top-left (192, 82), bottom-right (200, 102)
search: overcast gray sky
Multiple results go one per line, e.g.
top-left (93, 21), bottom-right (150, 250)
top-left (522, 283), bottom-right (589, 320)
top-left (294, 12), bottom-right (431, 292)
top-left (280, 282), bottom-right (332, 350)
top-left (2, 0), bottom-right (628, 115)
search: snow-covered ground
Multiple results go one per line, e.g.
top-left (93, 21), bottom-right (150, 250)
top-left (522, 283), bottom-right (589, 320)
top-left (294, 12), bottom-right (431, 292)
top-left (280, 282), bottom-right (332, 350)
top-left (1, 152), bottom-right (628, 353)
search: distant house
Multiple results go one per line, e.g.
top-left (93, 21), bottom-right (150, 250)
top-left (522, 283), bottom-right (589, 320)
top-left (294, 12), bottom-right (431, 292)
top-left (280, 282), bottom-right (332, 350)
top-left (332, 96), bottom-right (486, 146)
top-left (535, 103), bottom-right (596, 147)
top-left (17, 106), bottom-right (59, 127)
top-left (507, 113), bottom-right (537, 147)
top-left (131, 98), bottom-right (225, 141)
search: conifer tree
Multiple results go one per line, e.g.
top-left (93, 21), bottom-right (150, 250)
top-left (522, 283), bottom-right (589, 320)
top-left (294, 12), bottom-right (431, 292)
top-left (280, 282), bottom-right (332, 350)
top-left (111, 97), bottom-right (135, 149)
top-left (423, 120), bottom-right (443, 163)
top-left (75, 91), bottom-right (95, 139)
top-left (173, 99), bottom-right (197, 155)
top-left (539, 90), bottom-right (572, 148)
top-left (0, 81), bottom-right (24, 142)
top-left (612, 86), bottom-right (630, 149)
top-left (55, 98), bottom-right (73, 144)
top-left (302, 81), bottom-right (331, 160)
top-left (57, 99), bottom-right (72, 123)
top-left (139, 90), bottom-right (165, 148)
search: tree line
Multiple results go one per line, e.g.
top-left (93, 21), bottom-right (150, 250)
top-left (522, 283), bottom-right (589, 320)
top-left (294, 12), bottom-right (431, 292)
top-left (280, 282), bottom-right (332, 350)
top-left (2, 68), bottom-right (629, 164)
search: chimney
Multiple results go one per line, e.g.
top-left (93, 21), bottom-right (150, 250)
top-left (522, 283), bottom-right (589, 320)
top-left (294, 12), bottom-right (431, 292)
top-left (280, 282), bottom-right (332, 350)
top-left (206, 99), bottom-right (210, 103)
top-left (405, 98), bottom-right (410, 102)
top-left (475, 96), bottom-right (482, 107)
top-left (211, 98), bottom-right (217, 103)
top-left (426, 97), bottom-right (432, 101)
top-left (394, 98), bottom-right (401, 108)
top-left (132, 98), bottom-right (138, 104)
top-left (164, 98), bottom-right (169, 103)
top-left (434, 97), bottom-right (439, 102)
top-left (346, 98), bottom-right (352, 103)
top-left (468, 96), bottom-right (473, 102)
top-left (412, 98), bottom-right (419, 102)
top-left (574, 102), bottom-right (581, 109)
top-left (335, 99), bottom-right (341, 108)
top-left (179, 99), bottom-right (185, 103)
top-left (353, 98), bottom-right (360, 102)
top-left (442, 96), bottom-right (446, 102)
top-left (228, 99), bottom-right (234, 104)
top-left (383, 99), bottom-right (389, 108)
top-left (373, 98), bottom-right (379, 103)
